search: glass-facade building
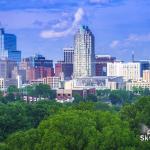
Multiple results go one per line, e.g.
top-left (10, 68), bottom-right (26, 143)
top-left (0, 28), bottom-right (21, 62)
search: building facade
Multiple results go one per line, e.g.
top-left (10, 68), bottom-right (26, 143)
top-left (0, 59), bottom-right (17, 78)
top-left (126, 80), bottom-right (150, 91)
top-left (43, 76), bottom-right (61, 89)
top-left (143, 70), bottom-right (150, 82)
top-left (27, 67), bottom-right (54, 83)
top-left (55, 61), bottom-right (73, 80)
top-left (107, 62), bottom-right (141, 81)
top-left (74, 26), bottom-right (95, 78)
top-left (0, 28), bottom-right (21, 62)
top-left (64, 47), bottom-right (74, 64)
top-left (95, 55), bottom-right (116, 76)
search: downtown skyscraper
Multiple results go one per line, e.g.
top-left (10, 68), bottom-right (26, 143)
top-left (0, 28), bottom-right (21, 62)
top-left (73, 26), bottom-right (95, 78)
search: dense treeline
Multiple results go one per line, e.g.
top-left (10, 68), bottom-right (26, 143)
top-left (0, 98), bottom-right (150, 149)
top-left (0, 85), bottom-right (150, 149)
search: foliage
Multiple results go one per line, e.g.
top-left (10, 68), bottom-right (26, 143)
top-left (0, 101), bottom-right (63, 141)
top-left (0, 90), bottom-right (150, 149)
top-left (3, 110), bottom-right (137, 150)
top-left (21, 84), bottom-right (55, 99)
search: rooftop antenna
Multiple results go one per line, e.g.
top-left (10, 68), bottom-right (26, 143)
top-left (132, 50), bottom-right (135, 62)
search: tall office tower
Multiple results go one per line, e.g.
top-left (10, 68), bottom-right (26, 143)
top-left (0, 28), bottom-right (21, 62)
top-left (64, 47), bottom-right (74, 64)
top-left (74, 26), bottom-right (95, 78)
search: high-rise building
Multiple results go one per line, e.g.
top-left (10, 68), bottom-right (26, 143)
top-left (0, 28), bottom-right (21, 62)
top-left (64, 47), bottom-right (74, 64)
top-left (95, 55), bottom-right (116, 76)
top-left (74, 26), bottom-right (95, 78)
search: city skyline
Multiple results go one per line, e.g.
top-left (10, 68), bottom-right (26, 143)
top-left (0, 0), bottom-right (150, 61)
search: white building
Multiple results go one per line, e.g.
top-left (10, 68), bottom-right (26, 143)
top-left (126, 80), bottom-right (150, 91)
top-left (0, 78), bottom-right (18, 91)
top-left (0, 78), bottom-right (4, 91)
top-left (107, 62), bottom-right (141, 81)
top-left (64, 76), bottom-right (124, 90)
top-left (73, 26), bottom-right (95, 78)
top-left (43, 76), bottom-right (61, 89)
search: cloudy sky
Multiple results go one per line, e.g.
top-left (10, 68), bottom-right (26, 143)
top-left (0, 0), bottom-right (150, 61)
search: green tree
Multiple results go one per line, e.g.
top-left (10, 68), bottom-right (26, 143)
top-left (7, 85), bottom-right (18, 94)
top-left (86, 94), bottom-right (97, 102)
top-left (73, 94), bottom-right (83, 103)
top-left (4, 110), bottom-right (137, 150)
top-left (34, 84), bottom-right (53, 99)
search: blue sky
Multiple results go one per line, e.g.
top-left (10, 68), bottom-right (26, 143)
top-left (0, 0), bottom-right (150, 61)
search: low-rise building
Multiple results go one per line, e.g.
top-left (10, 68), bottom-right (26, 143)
top-left (0, 78), bottom-right (18, 91)
top-left (0, 78), bottom-right (5, 91)
top-left (126, 80), bottom-right (150, 91)
top-left (64, 76), bottom-right (124, 90)
top-left (143, 70), bottom-right (150, 82)
top-left (107, 62), bottom-right (142, 81)
top-left (43, 76), bottom-right (61, 89)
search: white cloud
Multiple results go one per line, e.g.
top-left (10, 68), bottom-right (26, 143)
top-left (52, 20), bottom-right (68, 29)
top-left (110, 40), bottom-right (120, 48)
top-left (110, 33), bottom-right (150, 48)
top-left (0, 9), bottom-right (61, 29)
top-left (40, 8), bottom-right (84, 38)
top-left (127, 33), bottom-right (150, 42)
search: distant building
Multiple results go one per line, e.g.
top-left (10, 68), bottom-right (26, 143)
top-left (64, 47), bottom-right (74, 64)
top-left (55, 61), bottom-right (73, 80)
top-left (64, 76), bottom-right (124, 90)
top-left (0, 28), bottom-right (21, 62)
top-left (126, 80), bottom-right (150, 91)
top-left (136, 60), bottom-right (150, 76)
top-left (43, 76), bottom-right (61, 89)
top-left (12, 67), bottom-right (26, 84)
top-left (95, 55), bottom-right (116, 76)
top-left (0, 77), bottom-right (21, 91)
top-left (55, 61), bottom-right (64, 77)
top-left (143, 70), bottom-right (150, 82)
top-left (34, 54), bottom-right (53, 68)
top-left (74, 26), bottom-right (95, 78)
top-left (56, 88), bottom-right (96, 103)
top-left (19, 54), bottom-right (54, 83)
top-left (27, 67), bottom-right (54, 83)
top-left (107, 62), bottom-right (142, 81)
top-left (8, 50), bottom-right (21, 62)
top-left (56, 89), bottom-right (73, 103)
top-left (0, 59), bottom-right (17, 78)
